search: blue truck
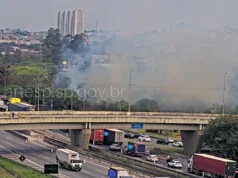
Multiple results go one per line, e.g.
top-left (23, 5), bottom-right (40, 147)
top-left (126, 141), bottom-right (146, 157)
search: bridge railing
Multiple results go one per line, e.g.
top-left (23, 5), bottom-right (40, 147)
top-left (0, 111), bottom-right (220, 117)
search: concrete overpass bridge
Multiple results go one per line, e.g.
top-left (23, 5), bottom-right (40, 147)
top-left (0, 111), bottom-right (220, 155)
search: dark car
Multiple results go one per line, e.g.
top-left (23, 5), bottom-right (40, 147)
top-left (124, 133), bottom-right (135, 139)
top-left (156, 138), bottom-right (169, 145)
top-left (133, 133), bottom-right (143, 138)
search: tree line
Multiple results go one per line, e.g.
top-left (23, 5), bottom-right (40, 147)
top-left (0, 28), bottom-right (160, 111)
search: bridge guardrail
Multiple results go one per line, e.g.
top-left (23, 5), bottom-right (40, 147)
top-left (45, 136), bottom-right (199, 178)
top-left (0, 111), bottom-right (221, 117)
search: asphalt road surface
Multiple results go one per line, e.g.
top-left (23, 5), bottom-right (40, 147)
top-left (50, 129), bottom-right (187, 173)
top-left (0, 131), bottom-right (146, 178)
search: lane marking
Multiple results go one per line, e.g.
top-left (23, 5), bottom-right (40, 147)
top-left (82, 170), bottom-right (91, 174)
top-left (86, 160), bottom-right (109, 169)
top-left (30, 141), bottom-right (51, 149)
top-left (95, 168), bottom-right (105, 173)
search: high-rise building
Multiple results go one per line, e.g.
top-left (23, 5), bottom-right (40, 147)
top-left (57, 9), bottom-right (84, 36)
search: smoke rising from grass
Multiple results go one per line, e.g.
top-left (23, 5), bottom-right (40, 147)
top-left (55, 26), bottom-right (238, 112)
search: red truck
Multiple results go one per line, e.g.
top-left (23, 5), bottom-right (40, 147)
top-left (188, 154), bottom-right (236, 178)
top-left (90, 129), bottom-right (104, 145)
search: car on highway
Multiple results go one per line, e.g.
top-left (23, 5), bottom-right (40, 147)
top-left (109, 144), bottom-right (121, 152)
top-left (168, 159), bottom-right (182, 169)
top-left (138, 135), bottom-right (151, 142)
top-left (124, 133), bottom-right (135, 139)
top-left (166, 138), bottom-right (174, 143)
top-left (134, 133), bottom-right (143, 138)
top-left (146, 155), bottom-right (159, 162)
top-left (172, 141), bottom-right (183, 147)
top-left (156, 138), bottom-right (169, 145)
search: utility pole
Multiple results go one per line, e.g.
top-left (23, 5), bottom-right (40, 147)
top-left (37, 74), bottom-right (40, 111)
top-left (51, 82), bottom-right (53, 110)
top-left (37, 44), bottom-right (42, 111)
top-left (222, 73), bottom-right (227, 115)
top-left (71, 91), bottom-right (73, 111)
top-left (128, 70), bottom-right (134, 113)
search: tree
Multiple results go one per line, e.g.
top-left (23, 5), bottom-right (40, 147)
top-left (7, 65), bottom-right (48, 87)
top-left (199, 115), bottom-right (238, 161)
top-left (43, 28), bottom-right (62, 65)
top-left (69, 34), bottom-right (87, 55)
top-left (205, 103), bottom-right (222, 114)
top-left (133, 98), bottom-right (159, 112)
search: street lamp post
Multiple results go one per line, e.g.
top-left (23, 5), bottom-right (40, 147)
top-left (37, 74), bottom-right (40, 111)
top-left (222, 73), bottom-right (227, 115)
top-left (128, 70), bottom-right (134, 113)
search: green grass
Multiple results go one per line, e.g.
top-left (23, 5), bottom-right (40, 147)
top-left (126, 129), bottom-right (182, 141)
top-left (0, 166), bottom-right (14, 178)
top-left (0, 157), bottom-right (53, 178)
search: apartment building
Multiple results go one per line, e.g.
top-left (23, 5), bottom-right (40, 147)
top-left (57, 9), bottom-right (84, 36)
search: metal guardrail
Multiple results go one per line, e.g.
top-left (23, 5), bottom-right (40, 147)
top-left (45, 136), bottom-right (200, 178)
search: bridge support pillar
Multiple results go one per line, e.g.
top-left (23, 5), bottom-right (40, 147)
top-left (181, 130), bottom-right (201, 156)
top-left (69, 129), bottom-right (91, 150)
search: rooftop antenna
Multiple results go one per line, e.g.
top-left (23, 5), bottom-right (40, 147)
top-left (96, 21), bottom-right (98, 31)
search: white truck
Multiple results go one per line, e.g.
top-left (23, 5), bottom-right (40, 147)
top-left (108, 167), bottom-right (133, 178)
top-left (56, 149), bottom-right (83, 171)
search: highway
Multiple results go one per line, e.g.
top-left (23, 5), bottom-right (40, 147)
top-left (51, 130), bottom-right (188, 173)
top-left (0, 131), bottom-right (146, 178)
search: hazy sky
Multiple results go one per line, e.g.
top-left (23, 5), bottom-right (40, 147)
top-left (1, 0), bottom-right (238, 32)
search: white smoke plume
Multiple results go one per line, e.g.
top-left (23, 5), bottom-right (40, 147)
top-left (55, 25), bottom-right (238, 112)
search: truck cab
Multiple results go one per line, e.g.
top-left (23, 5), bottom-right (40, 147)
top-left (56, 149), bottom-right (83, 171)
top-left (108, 166), bottom-right (133, 178)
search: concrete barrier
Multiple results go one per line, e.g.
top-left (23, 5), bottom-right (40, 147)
top-left (7, 131), bottom-right (28, 140)
top-left (153, 147), bottom-right (189, 160)
top-left (43, 136), bottom-right (68, 148)
top-left (16, 130), bottom-right (32, 136)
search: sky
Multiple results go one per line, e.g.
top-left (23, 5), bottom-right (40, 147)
top-left (1, 0), bottom-right (238, 32)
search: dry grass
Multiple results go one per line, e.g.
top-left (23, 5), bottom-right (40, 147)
top-left (0, 166), bottom-right (14, 178)
top-left (124, 138), bottom-right (184, 154)
top-left (126, 129), bottom-right (182, 141)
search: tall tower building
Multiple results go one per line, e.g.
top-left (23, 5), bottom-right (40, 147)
top-left (71, 9), bottom-right (84, 35)
top-left (57, 11), bottom-right (62, 31)
top-left (66, 11), bottom-right (71, 35)
top-left (62, 11), bottom-right (68, 36)
top-left (57, 9), bottom-right (84, 37)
